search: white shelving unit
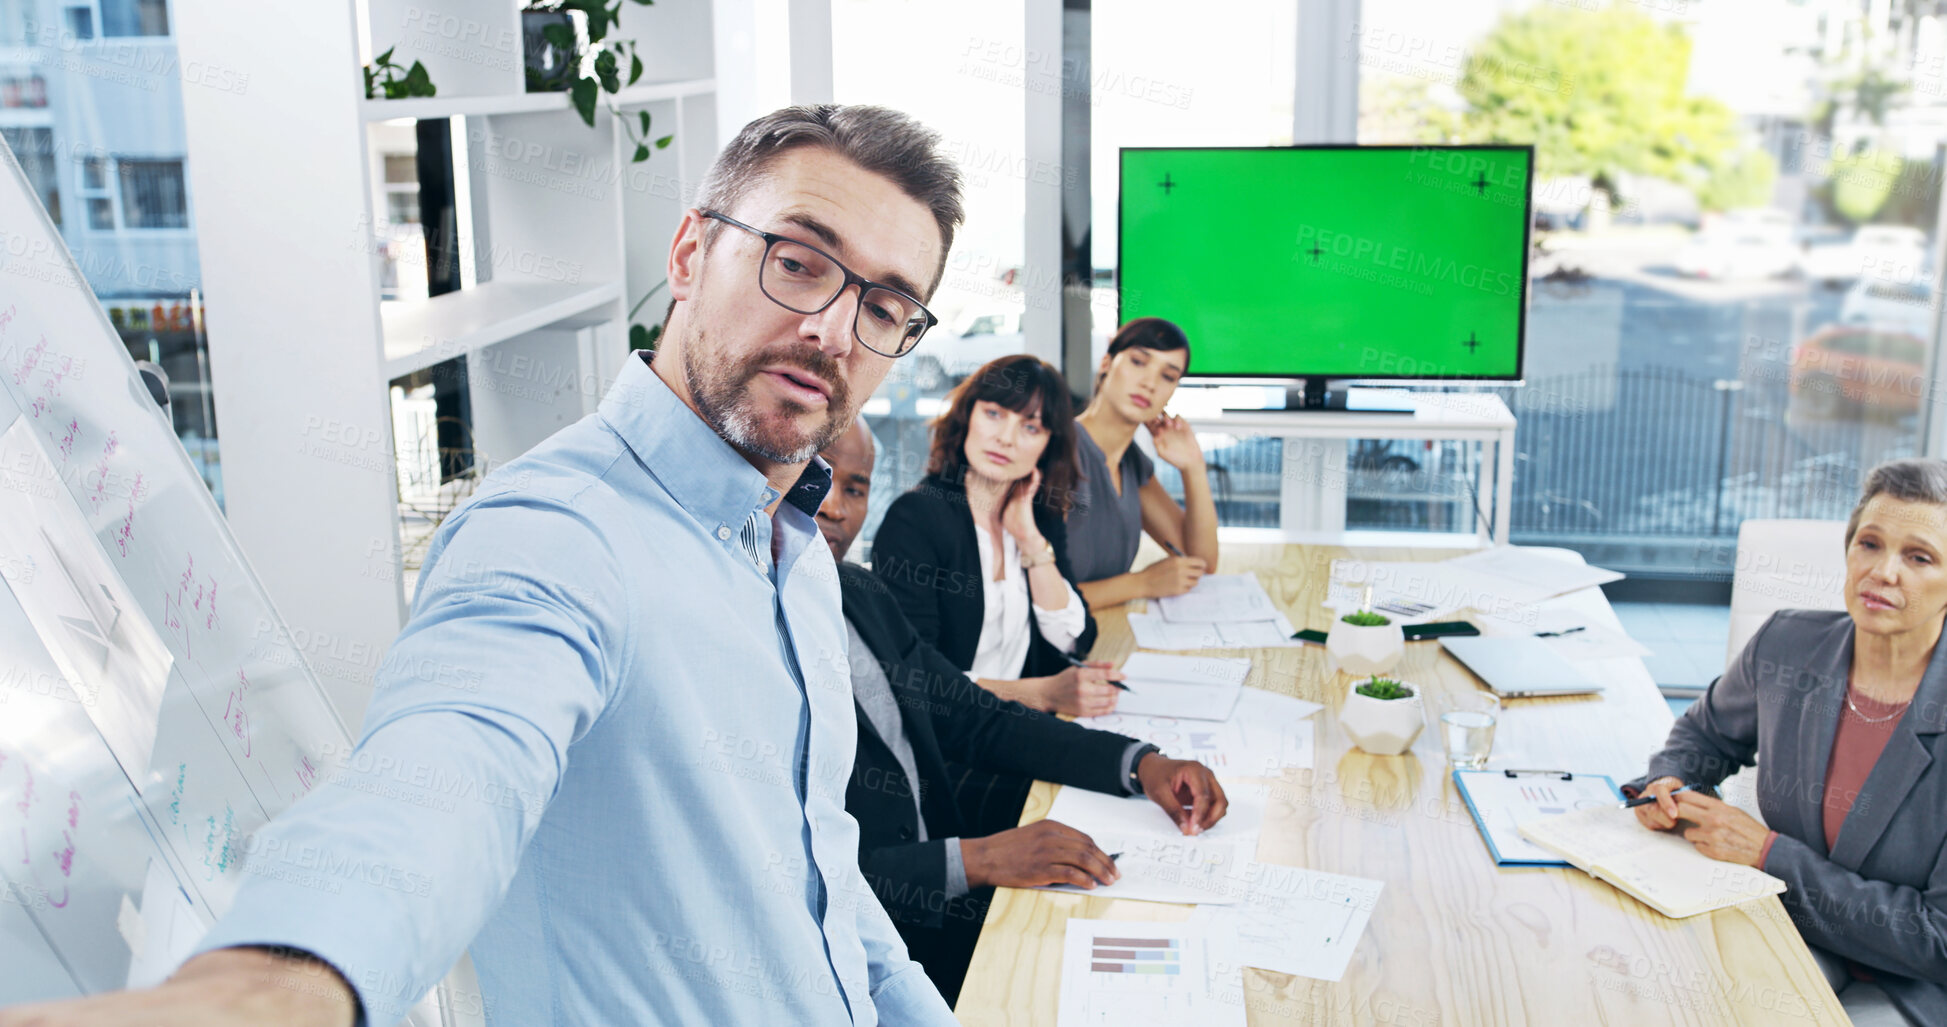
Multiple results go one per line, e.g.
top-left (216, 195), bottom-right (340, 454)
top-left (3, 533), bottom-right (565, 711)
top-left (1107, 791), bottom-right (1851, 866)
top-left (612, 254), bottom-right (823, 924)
top-left (380, 279), bottom-right (622, 379)
top-left (358, 77), bottom-right (717, 122)
top-left (174, 0), bottom-right (734, 731)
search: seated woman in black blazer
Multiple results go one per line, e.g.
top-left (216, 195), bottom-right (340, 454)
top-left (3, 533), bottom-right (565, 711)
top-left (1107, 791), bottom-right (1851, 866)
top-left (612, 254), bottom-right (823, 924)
top-left (872, 354), bottom-right (1122, 718)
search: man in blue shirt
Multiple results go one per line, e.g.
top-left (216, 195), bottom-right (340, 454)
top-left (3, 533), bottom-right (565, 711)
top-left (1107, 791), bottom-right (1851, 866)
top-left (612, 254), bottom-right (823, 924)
top-left (0, 105), bottom-right (965, 1027)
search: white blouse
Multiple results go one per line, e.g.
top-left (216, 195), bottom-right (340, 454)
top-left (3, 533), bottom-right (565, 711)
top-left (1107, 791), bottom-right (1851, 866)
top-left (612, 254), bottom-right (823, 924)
top-left (966, 522), bottom-right (1086, 681)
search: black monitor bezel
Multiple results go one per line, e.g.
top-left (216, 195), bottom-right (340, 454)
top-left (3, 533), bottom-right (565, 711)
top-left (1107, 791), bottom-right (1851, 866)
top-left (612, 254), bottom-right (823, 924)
top-left (1115, 143), bottom-right (1536, 384)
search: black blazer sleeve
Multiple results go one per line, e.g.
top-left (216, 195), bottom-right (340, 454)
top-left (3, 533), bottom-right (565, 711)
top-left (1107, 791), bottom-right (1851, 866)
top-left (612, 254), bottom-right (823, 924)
top-left (871, 489), bottom-right (955, 651)
top-left (857, 564), bottom-right (1130, 793)
top-left (858, 838), bottom-right (953, 927)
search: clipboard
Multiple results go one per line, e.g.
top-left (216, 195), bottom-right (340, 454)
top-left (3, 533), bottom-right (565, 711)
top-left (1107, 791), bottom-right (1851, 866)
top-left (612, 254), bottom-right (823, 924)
top-left (1452, 768), bottom-right (1625, 867)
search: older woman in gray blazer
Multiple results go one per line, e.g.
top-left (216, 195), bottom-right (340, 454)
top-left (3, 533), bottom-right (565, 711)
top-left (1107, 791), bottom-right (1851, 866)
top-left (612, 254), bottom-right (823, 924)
top-left (1633, 459), bottom-right (1947, 1027)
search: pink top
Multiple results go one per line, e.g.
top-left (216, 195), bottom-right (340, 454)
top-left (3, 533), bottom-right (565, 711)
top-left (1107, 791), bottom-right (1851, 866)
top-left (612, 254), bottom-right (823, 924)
top-left (1757, 685), bottom-right (1908, 867)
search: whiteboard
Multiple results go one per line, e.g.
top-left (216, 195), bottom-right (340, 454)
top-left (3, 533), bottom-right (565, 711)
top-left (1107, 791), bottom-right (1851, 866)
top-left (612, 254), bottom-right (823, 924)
top-left (0, 137), bottom-right (462, 1021)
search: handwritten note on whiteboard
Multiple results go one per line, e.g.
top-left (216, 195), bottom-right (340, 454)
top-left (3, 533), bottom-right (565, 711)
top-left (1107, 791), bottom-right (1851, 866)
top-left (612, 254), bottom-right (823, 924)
top-left (0, 136), bottom-right (352, 998)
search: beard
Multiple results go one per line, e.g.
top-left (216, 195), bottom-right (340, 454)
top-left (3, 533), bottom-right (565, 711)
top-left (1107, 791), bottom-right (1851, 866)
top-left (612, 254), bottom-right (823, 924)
top-left (685, 331), bottom-right (854, 464)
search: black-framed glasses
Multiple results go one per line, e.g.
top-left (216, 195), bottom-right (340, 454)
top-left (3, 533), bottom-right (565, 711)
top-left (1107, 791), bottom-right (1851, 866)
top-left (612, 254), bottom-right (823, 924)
top-left (700, 209), bottom-right (937, 358)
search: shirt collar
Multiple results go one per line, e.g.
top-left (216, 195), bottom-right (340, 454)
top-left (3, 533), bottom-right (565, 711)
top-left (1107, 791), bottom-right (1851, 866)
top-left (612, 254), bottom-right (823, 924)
top-left (600, 351), bottom-right (832, 526)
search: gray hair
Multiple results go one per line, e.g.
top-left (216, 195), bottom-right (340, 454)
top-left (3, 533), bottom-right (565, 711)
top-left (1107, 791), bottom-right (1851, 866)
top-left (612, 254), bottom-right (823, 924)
top-left (1846, 458), bottom-right (1947, 545)
top-left (694, 104), bottom-right (964, 297)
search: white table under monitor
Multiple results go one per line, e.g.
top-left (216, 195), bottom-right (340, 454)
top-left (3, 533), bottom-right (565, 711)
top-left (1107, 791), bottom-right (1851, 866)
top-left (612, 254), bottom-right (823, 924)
top-left (1183, 390), bottom-right (1516, 545)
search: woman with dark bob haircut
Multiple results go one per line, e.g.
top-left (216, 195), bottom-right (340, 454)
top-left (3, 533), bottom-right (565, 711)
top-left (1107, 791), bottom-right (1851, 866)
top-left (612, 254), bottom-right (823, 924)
top-left (870, 354), bottom-right (1122, 719)
top-left (1629, 458), bottom-right (1947, 1025)
top-left (1069, 317), bottom-right (1220, 610)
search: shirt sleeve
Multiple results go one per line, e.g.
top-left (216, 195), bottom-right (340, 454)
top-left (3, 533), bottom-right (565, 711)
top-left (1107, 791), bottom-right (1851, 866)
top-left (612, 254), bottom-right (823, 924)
top-left (191, 491), bottom-right (630, 1026)
top-left (849, 871), bottom-right (960, 1025)
top-left (944, 838), bottom-right (970, 898)
top-left (1031, 579), bottom-right (1087, 651)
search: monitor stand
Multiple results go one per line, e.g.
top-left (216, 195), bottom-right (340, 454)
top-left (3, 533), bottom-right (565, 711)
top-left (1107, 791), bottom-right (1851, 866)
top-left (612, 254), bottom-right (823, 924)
top-left (1282, 378), bottom-right (1416, 413)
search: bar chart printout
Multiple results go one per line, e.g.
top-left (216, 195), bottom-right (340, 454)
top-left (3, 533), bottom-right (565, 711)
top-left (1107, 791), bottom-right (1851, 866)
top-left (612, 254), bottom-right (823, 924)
top-left (1057, 919), bottom-right (1245, 1026)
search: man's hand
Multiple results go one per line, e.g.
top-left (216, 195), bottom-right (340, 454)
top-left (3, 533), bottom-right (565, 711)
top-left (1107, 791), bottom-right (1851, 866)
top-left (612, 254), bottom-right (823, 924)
top-left (0, 947), bottom-right (356, 1027)
top-left (1035, 663), bottom-right (1124, 717)
top-left (1135, 753), bottom-right (1227, 836)
top-left (961, 820), bottom-right (1120, 890)
top-left (1672, 791), bottom-right (1770, 867)
top-left (1140, 556), bottom-right (1207, 598)
top-left (1630, 776), bottom-right (1687, 831)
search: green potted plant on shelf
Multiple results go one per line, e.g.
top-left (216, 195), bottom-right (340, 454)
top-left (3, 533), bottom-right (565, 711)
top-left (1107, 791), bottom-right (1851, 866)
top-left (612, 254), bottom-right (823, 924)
top-left (364, 46), bottom-right (436, 100)
top-left (1326, 608), bottom-right (1404, 677)
top-left (524, 0), bottom-right (673, 163)
top-left (1340, 674), bottom-right (1424, 756)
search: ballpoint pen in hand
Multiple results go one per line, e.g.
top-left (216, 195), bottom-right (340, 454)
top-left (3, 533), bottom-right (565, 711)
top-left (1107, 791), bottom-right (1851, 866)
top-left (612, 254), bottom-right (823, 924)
top-left (1063, 652), bottom-right (1132, 691)
top-left (1620, 783), bottom-right (1696, 809)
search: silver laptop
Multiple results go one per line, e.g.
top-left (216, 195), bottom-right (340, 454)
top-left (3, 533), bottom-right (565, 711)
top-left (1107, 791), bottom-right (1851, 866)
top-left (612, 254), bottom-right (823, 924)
top-left (1438, 636), bottom-right (1605, 698)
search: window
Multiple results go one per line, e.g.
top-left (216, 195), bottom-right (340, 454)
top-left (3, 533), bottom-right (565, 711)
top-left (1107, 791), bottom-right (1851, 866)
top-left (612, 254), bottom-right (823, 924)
top-left (62, 5), bottom-right (92, 40)
top-left (18, 2), bottom-right (217, 504)
top-left (383, 155), bottom-right (417, 184)
top-left (385, 192), bottom-right (420, 225)
top-left (76, 152), bottom-right (113, 229)
top-left (833, 0), bottom-right (1033, 558)
top-left (117, 158), bottom-right (186, 228)
top-left (2, 127), bottom-right (59, 226)
top-left (1356, 0), bottom-right (1937, 591)
top-left (99, 0), bottom-right (166, 37)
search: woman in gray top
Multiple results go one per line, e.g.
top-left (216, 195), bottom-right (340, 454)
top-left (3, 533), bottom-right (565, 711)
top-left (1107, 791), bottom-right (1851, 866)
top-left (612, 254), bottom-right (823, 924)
top-left (1068, 318), bottom-right (1220, 609)
top-left (1631, 459), bottom-right (1947, 1026)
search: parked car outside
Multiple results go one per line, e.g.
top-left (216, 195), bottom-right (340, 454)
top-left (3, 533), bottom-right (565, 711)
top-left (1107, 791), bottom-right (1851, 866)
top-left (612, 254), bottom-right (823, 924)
top-left (1788, 325), bottom-right (1929, 420)
top-left (1802, 224), bottom-right (1928, 287)
top-left (1840, 277), bottom-right (1934, 339)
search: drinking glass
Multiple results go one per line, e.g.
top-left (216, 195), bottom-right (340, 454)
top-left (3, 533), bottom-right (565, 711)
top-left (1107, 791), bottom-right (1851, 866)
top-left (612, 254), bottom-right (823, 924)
top-left (1438, 691), bottom-right (1500, 769)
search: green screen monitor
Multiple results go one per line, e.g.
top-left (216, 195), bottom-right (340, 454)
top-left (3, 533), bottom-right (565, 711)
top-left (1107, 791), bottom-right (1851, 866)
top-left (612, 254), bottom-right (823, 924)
top-left (1119, 145), bottom-right (1532, 408)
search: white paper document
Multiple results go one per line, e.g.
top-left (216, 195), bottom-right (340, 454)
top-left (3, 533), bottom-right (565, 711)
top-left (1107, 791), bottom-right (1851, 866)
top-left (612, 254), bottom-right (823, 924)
top-left (1476, 605), bottom-right (1653, 660)
top-left (1129, 611), bottom-right (1302, 651)
top-left (1038, 780), bottom-right (1269, 905)
top-left (1080, 688), bottom-right (1321, 775)
top-left (1155, 573), bottom-right (1280, 623)
top-left (1442, 546), bottom-right (1624, 606)
top-left (1452, 770), bottom-right (1624, 865)
top-left (1326, 548), bottom-right (1623, 623)
top-left (1114, 653), bottom-right (1250, 721)
top-left (1058, 918), bottom-right (1247, 1027)
top-left (1189, 861), bottom-right (1384, 982)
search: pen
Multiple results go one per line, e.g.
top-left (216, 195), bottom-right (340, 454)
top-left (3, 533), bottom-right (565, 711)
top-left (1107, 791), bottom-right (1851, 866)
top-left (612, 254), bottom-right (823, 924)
top-left (1620, 784), bottom-right (1696, 809)
top-left (1534, 626), bottom-right (1586, 638)
top-left (1162, 539), bottom-right (1185, 557)
top-left (1063, 652), bottom-right (1132, 691)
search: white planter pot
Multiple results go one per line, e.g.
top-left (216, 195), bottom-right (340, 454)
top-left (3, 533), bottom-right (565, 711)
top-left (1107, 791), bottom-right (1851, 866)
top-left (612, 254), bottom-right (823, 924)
top-left (1326, 620), bottom-right (1405, 676)
top-left (1340, 682), bottom-right (1425, 756)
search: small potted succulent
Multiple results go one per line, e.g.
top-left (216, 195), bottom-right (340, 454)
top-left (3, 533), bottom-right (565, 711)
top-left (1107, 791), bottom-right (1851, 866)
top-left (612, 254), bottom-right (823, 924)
top-left (1340, 675), bottom-right (1424, 756)
top-left (1326, 609), bottom-right (1404, 676)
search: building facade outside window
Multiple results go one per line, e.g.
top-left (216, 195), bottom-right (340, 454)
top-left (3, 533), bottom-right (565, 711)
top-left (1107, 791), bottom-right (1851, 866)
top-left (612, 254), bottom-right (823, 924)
top-left (0, 0), bottom-right (221, 502)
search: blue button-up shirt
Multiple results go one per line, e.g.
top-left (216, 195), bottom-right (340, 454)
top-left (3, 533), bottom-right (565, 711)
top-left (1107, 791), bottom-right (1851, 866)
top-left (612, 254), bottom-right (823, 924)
top-left (195, 353), bottom-right (954, 1026)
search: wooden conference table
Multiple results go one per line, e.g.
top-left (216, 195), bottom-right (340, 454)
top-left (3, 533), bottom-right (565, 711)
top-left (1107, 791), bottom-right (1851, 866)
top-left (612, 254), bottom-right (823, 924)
top-left (954, 542), bottom-right (1845, 1026)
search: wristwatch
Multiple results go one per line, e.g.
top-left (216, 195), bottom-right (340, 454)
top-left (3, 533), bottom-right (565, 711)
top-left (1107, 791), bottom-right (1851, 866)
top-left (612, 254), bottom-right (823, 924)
top-left (1019, 539), bottom-right (1057, 569)
top-left (1127, 743), bottom-right (1162, 795)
